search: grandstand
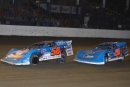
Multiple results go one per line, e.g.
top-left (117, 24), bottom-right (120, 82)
top-left (0, 0), bottom-right (129, 30)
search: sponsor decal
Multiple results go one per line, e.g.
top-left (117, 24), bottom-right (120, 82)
top-left (67, 49), bottom-right (72, 52)
top-left (40, 4), bottom-right (80, 14)
top-left (39, 53), bottom-right (61, 61)
top-left (83, 54), bottom-right (93, 58)
top-left (56, 41), bottom-right (65, 45)
top-left (66, 48), bottom-right (73, 56)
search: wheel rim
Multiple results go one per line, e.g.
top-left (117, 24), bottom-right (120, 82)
top-left (105, 57), bottom-right (108, 62)
top-left (60, 58), bottom-right (65, 63)
top-left (104, 56), bottom-right (108, 64)
top-left (59, 55), bottom-right (65, 63)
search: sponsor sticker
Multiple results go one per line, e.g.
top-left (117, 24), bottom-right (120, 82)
top-left (84, 54), bottom-right (93, 58)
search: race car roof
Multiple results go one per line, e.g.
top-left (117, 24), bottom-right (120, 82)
top-left (34, 41), bottom-right (53, 44)
top-left (101, 42), bottom-right (126, 47)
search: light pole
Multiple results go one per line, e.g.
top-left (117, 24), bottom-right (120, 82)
top-left (126, 0), bottom-right (129, 11)
top-left (60, 0), bottom-right (64, 21)
top-left (47, 0), bottom-right (51, 26)
top-left (125, 0), bottom-right (129, 17)
top-left (13, 0), bottom-right (16, 24)
top-left (80, 0), bottom-right (85, 28)
top-left (76, 0), bottom-right (79, 18)
top-left (102, 0), bottom-right (106, 8)
top-left (47, 0), bottom-right (50, 15)
top-left (2, 0), bottom-right (4, 19)
top-left (70, 0), bottom-right (75, 27)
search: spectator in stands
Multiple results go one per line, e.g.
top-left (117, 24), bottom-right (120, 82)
top-left (34, 17), bottom-right (37, 26)
top-left (55, 19), bottom-right (60, 27)
top-left (84, 13), bottom-right (90, 28)
top-left (117, 21), bottom-right (123, 30)
top-left (65, 18), bottom-right (71, 27)
top-left (0, 8), bottom-right (5, 18)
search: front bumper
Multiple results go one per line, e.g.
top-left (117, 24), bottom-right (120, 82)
top-left (74, 59), bottom-right (104, 65)
top-left (1, 58), bottom-right (30, 65)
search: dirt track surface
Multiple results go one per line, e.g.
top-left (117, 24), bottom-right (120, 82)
top-left (0, 36), bottom-right (130, 87)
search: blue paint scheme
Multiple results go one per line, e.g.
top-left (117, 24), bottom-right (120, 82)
top-left (74, 42), bottom-right (129, 65)
top-left (1, 40), bottom-right (72, 65)
top-left (75, 50), bottom-right (107, 63)
top-left (6, 48), bottom-right (20, 56)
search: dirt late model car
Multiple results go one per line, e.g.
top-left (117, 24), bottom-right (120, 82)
top-left (74, 42), bottom-right (129, 65)
top-left (1, 40), bottom-right (73, 65)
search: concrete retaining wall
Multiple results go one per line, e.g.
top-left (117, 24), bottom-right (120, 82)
top-left (0, 25), bottom-right (130, 39)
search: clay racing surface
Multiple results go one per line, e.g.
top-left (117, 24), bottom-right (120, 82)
top-left (0, 36), bottom-right (130, 87)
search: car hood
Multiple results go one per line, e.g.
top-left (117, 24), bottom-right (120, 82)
top-left (75, 49), bottom-right (107, 60)
top-left (84, 48), bottom-right (106, 56)
top-left (6, 49), bottom-right (29, 59)
top-left (74, 49), bottom-right (107, 65)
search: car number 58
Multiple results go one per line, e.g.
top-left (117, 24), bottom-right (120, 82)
top-left (51, 47), bottom-right (61, 56)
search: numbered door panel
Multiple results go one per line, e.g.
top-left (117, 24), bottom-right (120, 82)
top-left (51, 47), bottom-right (61, 56)
top-left (109, 44), bottom-right (120, 58)
top-left (39, 43), bottom-right (61, 61)
top-left (114, 48), bottom-right (121, 57)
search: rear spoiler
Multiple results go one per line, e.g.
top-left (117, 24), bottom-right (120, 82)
top-left (65, 40), bottom-right (73, 56)
top-left (65, 40), bottom-right (72, 45)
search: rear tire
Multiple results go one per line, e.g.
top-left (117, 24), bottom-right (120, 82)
top-left (56, 54), bottom-right (66, 64)
top-left (118, 52), bottom-right (125, 62)
top-left (30, 53), bottom-right (39, 65)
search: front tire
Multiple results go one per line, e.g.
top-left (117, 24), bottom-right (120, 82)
top-left (30, 53), bottom-right (39, 65)
top-left (104, 54), bottom-right (108, 64)
top-left (56, 54), bottom-right (66, 64)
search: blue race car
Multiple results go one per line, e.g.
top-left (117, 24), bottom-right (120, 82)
top-left (1, 40), bottom-right (73, 65)
top-left (74, 42), bottom-right (129, 65)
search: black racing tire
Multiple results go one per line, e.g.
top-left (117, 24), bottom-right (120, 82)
top-left (56, 54), bottom-right (66, 64)
top-left (118, 52), bottom-right (125, 62)
top-left (30, 53), bottom-right (39, 65)
top-left (104, 54), bottom-right (108, 65)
